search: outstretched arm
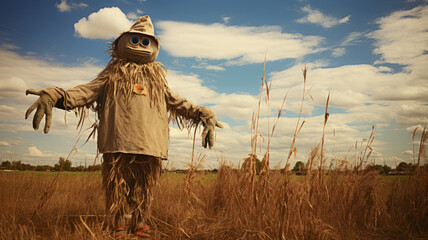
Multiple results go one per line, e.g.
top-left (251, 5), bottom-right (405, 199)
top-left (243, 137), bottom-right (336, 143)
top-left (25, 77), bottom-right (105, 133)
top-left (165, 87), bottom-right (222, 148)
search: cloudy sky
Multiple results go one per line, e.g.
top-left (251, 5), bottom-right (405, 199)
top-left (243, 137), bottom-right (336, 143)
top-left (0, 0), bottom-right (427, 169)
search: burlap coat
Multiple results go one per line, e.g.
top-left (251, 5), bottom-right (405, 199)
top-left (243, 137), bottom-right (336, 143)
top-left (44, 60), bottom-right (212, 160)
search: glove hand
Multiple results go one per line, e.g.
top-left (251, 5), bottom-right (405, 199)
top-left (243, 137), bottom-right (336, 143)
top-left (201, 116), bottom-right (223, 149)
top-left (25, 89), bottom-right (56, 133)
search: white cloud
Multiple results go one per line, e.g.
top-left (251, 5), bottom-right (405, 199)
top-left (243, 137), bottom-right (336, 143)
top-left (127, 12), bottom-right (139, 20)
top-left (331, 47), bottom-right (345, 57)
top-left (56, 0), bottom-right (88, 12)
top-left (367, 5), bottom-right (428, 86)
top-left (222, 16), bottom-right (231, 23)
top-left (205, 65), bottom-right (225, 71)
top-left (0, 48), bottom-right (102, 96)
top-left (23, 145), bottom-right (57, 159)
top-left (406, 124), bottom-right (424, 135)
top-left (401, 150), bottom-right (413, 156)
top-left (127, 9), bottom-right (143, 20)
top-left (74, 7), bottom-right (134, 39)
top-left (157, 21), bottom-right (324, 64)
top-left (0, 77), bottom-right (28, 98)
top-left (297, 5), bottom-right (350, 28)
top-left (205, 65), bottom-right (226, 71)
top-left (368, 5), bottom-right (428, 63)
top-left (0, 47), bottom-right (103, 137)
top-left (192, 63), bottom-right (225, 71)
top-left (166, 70), bottom-right (258, 121)
top-left (27, 145), bottom-right (44, 156)
top-left (0, 43), bottom-right (20, 50)
top-left (341, 32), bottom-right (365, 46)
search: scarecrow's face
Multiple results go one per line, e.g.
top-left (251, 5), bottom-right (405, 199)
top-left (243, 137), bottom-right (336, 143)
top-left (116, 33), bottom-right (159, 64)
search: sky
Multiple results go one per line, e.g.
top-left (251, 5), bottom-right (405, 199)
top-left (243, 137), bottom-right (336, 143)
top-left (0, 0), bottom-right (427, 169)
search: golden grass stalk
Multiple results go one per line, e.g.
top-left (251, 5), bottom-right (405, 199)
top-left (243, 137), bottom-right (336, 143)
top-left (320, 91), bottom-right (330, 173)
top-left (284, 65), bottom-right (309, 172)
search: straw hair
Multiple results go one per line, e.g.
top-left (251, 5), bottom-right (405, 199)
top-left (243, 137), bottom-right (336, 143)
top-left (98, 58), bottom-right (168, 108)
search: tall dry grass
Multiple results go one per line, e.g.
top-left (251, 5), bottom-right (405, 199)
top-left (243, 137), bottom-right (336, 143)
top-left (1, 65), bottom-right (427, 239)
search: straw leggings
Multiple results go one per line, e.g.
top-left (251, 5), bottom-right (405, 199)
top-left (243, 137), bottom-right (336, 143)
top-left (102, 153), bottom-right (162, 229)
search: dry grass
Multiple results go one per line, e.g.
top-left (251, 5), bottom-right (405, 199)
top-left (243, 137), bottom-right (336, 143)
top-left (1, 64), bottom-right (427, 239)
top-left (1, 165), bottom-right (427, 239)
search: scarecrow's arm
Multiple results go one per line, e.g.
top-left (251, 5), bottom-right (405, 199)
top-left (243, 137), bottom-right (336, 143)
top-left (43, 77), bottom-right (105, 110)
top-left (165, 88), bottom-right (223, 148)
top-left (25, 77), bottom-right (105, 133)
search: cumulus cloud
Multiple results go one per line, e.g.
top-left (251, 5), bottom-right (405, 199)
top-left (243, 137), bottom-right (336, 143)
top-left (26, 145), bottom-right (48, 157)
top-left (56, 0), bottom-right (88, 12)
top-left (297, 5), bottom-right (350, 28)
top-left (367, 5), bottom-right (428, 88)
top-left (0, 77), bottom-right (28, 99)
top-left (157, 21), bottom-right (324, 64)
top-left (74, 7), bottom-right (134, 39)
top-left (167, 70), bottom-right (258, 121)
top-left (366, 5), bottom-right (428, 122)
top-left (368, 6), bottom-right (428, 65)
top-left (0, 48), bottom-right (102, 96)
top-left (0, 46), bottom-right (102, 137)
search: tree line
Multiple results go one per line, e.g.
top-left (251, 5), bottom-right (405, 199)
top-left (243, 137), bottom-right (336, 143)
top-left (292, 160), bottom-right (424, 175)
top-left (0, 157), bottom-right (102, 172)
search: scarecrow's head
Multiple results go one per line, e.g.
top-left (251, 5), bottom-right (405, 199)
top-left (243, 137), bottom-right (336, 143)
top-left (113, 16), bottom-right (160, 64)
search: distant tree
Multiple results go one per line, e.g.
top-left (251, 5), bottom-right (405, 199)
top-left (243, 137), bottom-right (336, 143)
top-left (292, 161), bottom-right (305, 171)
top-left (11, 161), bottom-right (22, 170)
top-left (380, 165), bottom-right (391, 175)
top-left (366, 164), bottom-right (392, 175)
top-left (87, 164), bottom-right (102, 171)
top-left (54, 157), bottom-right (72, 171)
top-left (1, 161), bottom-right (11, 169)
top-left (396, 162), bottom-right (411, 171)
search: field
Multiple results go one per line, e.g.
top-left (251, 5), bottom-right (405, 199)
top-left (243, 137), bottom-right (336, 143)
top-left (0, 168), bottom-right (427, 240)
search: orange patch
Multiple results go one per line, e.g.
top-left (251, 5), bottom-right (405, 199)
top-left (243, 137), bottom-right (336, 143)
top-left (133, 83), bottom-right (148, 95)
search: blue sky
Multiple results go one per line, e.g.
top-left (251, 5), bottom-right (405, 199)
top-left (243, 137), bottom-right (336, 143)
top-left (0, 0), bottom-right (427, 169)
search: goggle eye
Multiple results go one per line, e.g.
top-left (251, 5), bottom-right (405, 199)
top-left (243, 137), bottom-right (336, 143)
top-left (130, 36), bottom-right (139, 44)
top-left (141, 38), bottom-right (150, 46)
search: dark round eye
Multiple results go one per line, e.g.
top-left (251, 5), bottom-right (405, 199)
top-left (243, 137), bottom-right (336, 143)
top-left (141, 38), bottom-right (150, 46)
top-left (130, 36), bottom-right (139, 44)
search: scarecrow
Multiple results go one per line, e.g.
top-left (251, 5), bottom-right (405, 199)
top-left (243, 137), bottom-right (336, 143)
top-left (25, 16), bottom-right (222, 239)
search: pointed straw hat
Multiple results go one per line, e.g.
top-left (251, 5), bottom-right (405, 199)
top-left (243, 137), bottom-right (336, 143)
top-left (113, 15), bottom-right (160, 45)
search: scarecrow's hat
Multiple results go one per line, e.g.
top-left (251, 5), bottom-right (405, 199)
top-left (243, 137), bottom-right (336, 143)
top-left (113, 16), bottom-right (160, 45)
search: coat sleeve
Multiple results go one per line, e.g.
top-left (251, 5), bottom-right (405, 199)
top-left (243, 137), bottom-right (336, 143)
top-left (43, 77), bottom-right (106, 110)
top-left (165, 87), bottom-right (214, 128)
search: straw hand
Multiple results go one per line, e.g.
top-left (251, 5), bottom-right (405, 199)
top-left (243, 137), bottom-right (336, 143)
top-left (25, 89), bottom-right (56, 133)
top-left (202, 116), bottom-right (223, 149)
